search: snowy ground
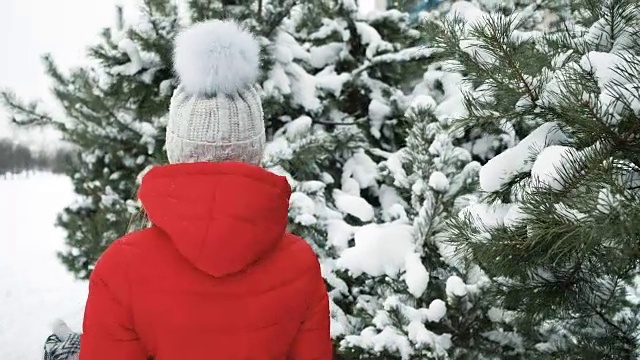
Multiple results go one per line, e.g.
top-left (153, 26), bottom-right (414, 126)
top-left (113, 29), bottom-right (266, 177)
top-left (0, 173), bottom-right (87, 360)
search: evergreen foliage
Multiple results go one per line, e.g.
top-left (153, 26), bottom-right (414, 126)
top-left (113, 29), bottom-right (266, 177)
top-left (439, 0), bottom-right (640, 357)
top-left (1, 0), bottom-right (318, 279)
top-left (263, 0), bottom-right (561, 357)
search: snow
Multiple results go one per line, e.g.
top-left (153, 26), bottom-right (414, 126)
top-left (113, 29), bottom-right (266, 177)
top-left (448, 1), bottom-right (487, 27)
top-left (342, 178), bottom-right (361, 196)
top-left (428, 171), bottom-right (449, 192)
top-left (337, 222), bottom-right (414, 278)
top-left (284, 116), bottom-right (313, 140)
top-left (503, 203), bottom-right (528, 227)
top-left (447, 2), bottom-right (497, 67)
top-left (578, 51), bottom-right (640, 119)
top-left (159, 79), bottom-right (174, 97)
top-left (445, 275), bottom-right (468, 297)
top-left (378, 185), bottom-right (408, 221)
top-left (345, 327), bottom-right (414, 360)
top-left (579, 52), bottom-right (626, 88)
top-left (362, 301), bottom-right (451, 359)
top-left (479, 122), bottom-right (568, 193)
top-left (403, 253), bottom-right (429, 298)
top-left (327, 219), bottom-right (356, 251)
top-left (553, 203), bottom-right (587, 222)
top-left (425, 299), bottom-right (447, 322)
top-left (368, 99), bottom-right (392, 139)
top-left (289, 191), bottom-right (318, 225)
top-left (407, 94), bottom-right (437, 114)
top-left (407, 322), bottom-right (452, 356)
top-left (626, 275), bottom-right (640, 305)
top-left (530, 145), bottom-right (577, 190)
top-left (263, 31), bottom-right (322, 112)
top-left (383, 149), bottom-right (411, 188)
top-left (315, 67), bottom-right (351, 96)
top-left (0, 173), bottom-right (87, 360)
top-left (463, 202), bottom-right (513, 231)
top-left (596, 188), bottom-right (621, 214)
top-left (309, 43), bottom-right (343, 68)
top-left (356, 21), bottom-right (393, 59)
top-left (342, 150), bottom-right (379, 190)
top-left (333, 189), bottom-right (375, 222)
top-left (114, 38), bottom-right (143, 75)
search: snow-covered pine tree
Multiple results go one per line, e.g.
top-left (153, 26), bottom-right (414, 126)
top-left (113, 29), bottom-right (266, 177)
top-left (260, 0), bottom-right (439, 266)
top-left (264, 1), bottom-right (550, 358)
top-left (1, 2), bottom-right (178, 278)
top-left (426, 0), bottom-right (570, 164)
top-left (443, 0), bottom-right (640, 357)
top-left (300, 0), bottom-right (436, 151)
top-left (1, 0), bottom-right (319, 278)
top-left (330, 69), bottom-right (504, 359)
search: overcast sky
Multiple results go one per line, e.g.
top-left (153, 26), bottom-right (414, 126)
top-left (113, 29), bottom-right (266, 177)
top-left (0, 0), bottom-right (375, 150)
top-left (0, 0), bottom-right (141, 149)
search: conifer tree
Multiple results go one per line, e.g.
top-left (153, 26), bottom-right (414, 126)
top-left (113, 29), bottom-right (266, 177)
top-left (441, 0), bottom-right (640, 357)
top-left (1, 0), bottom-right (317, 278)
top-left (2, 1), bottom-right (177, 278)
top-left (263, 0), bottom-right (564, 358)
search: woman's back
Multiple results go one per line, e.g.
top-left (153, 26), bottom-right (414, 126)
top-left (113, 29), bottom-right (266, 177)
top-left (80, 162), bottom-right (332, 360)
top-left (80, 19), bottom-right (332, 360)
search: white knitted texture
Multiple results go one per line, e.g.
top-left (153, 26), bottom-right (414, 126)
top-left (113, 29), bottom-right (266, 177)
top-left (166, 85), bottom-right (266, 165)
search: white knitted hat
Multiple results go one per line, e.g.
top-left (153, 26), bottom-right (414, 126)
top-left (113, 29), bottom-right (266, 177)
top-left (166, 19), bottom-right (265, 165)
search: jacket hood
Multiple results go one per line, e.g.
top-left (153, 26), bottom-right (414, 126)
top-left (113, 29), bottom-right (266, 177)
top-left (138, 162), bottom-right (291, 277)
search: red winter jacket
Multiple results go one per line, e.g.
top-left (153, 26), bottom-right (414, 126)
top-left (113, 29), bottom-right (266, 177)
top-left (79, 162), bottom-right (332, 360)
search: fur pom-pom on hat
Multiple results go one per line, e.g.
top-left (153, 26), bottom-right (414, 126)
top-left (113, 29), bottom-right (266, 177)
top-left (173, 19), bottom-right (261, 96)
top-left (166, 19), bottom-right (266, 166)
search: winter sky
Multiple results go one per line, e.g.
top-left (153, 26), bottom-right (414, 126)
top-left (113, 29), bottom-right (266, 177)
top-left (0, 0), bottom-right (142, 149)
top-left (0, 0), bottom-right (376, 150)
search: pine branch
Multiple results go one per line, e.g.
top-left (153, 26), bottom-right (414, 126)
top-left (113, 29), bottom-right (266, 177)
top-left (0, 91), bottom-right (58, 129)
top-left (352, 46), bottom-right (441, 76)
top-left (468, 15), bottom-right (541, 104)
top-left (263, 0), bottom-right (300, 38)
top-left (312, 118), bottom-right (367, 126)
top-left (586, 301), bottom-right (636, 355)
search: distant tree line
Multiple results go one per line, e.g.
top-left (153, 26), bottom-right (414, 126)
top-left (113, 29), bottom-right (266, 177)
top-left (0, 138), bottom-right (72, 175)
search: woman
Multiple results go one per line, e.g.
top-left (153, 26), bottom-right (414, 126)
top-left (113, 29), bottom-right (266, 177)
top-left (78, 19), bottom-right (332, 360)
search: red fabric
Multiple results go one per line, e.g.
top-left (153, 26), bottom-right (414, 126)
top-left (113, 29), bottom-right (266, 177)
top-left (80, 162), bottom-right (332, 360)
